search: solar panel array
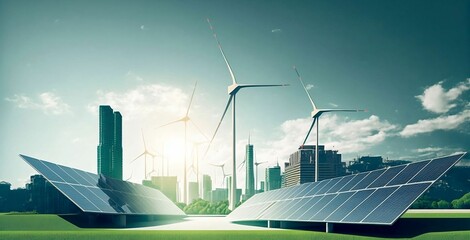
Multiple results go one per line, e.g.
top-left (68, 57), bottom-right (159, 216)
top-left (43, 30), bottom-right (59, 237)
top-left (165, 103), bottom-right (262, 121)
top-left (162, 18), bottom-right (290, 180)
top-left (21, 154), bottom-right (185, 216)
top-left (229, 153), bottom-right (465, 225)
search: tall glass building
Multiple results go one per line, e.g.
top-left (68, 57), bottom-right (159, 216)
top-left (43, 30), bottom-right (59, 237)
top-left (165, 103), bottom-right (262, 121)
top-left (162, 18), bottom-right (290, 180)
top-left (244, 142), bottom-right (255, 199)
top-left (97, 105), bottom-right (123, 180)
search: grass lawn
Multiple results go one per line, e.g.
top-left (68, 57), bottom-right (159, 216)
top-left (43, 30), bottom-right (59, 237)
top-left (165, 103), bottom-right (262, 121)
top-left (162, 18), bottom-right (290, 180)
top-left (0, 213), bottom-right (468, 240)
top-left (402, 212), bottom-right (470, 219)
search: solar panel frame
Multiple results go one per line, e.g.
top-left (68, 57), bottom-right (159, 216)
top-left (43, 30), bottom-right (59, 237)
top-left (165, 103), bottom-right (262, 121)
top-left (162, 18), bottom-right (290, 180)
top-left (229, 153), bottom-right (465, 226)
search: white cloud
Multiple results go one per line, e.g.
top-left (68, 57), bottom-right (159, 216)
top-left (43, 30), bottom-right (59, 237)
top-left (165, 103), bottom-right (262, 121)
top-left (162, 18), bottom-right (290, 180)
top-left (271, 29), bottom-right (282, 33)
top-left (305, 84), bottom-right (314, 90)
top-left (416, 79), bottom-right (470, 114)
top-left (400, 109), bottom-right (470, 137)
top-left (140, 25), bottom-right (145, 30)
top-left (413, 147), bottom-right (442, 153)
top-left (87, 84), bottom-right (188, 121)
top-left (5, 92), bottom-right (71, 115)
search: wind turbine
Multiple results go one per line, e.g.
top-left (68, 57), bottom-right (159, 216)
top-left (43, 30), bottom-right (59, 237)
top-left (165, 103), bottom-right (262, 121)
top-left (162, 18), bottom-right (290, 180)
top-left (254, 156), bottom-right (267, 192)
top-left (206, 18), bottom-right (288, 210)
top-left (294, 66), bottom-right (365, 182)
top-left (158, 81), bottom-right (206, 204)
top-left (148, 156), bottom-right (158, 178)
top-left (209, 162), bottom-right (230, 186)
top-left (131, 129), bottom-right (156, 180)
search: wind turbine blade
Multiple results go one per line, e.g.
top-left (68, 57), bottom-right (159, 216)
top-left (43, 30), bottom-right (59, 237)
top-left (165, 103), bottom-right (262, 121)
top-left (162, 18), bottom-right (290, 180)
top-left (130, 152), bottom-right (145, 163)
top-left (303, 117), bottom-right (317, 145)
top-left (141, 129), bottom-right (147, 150)
top-left (208, 162), bottom-right (223, 167)
top-left (186, 81), bottom-right (198, 117)
top-left (207, 18), bottom-right (237, 84)
top-left (158, 119), bottom-right (184, 128)
top-left (238, 84), bottom-right (289, 89)
top-left (293, 66), bottom-right (316, 110)
top-left (201, 95), bottom-right (233, 161)
top-left (237, 160), bottom-right (246, 170)
top-left (190, 119), bottom-right (209, 141)
top-left (318, 109), bottom-right (366, 113)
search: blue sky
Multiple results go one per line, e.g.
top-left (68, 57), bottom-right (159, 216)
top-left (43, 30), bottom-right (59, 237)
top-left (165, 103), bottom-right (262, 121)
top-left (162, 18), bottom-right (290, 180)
top-left (1, 0), bottom-right (469, 191)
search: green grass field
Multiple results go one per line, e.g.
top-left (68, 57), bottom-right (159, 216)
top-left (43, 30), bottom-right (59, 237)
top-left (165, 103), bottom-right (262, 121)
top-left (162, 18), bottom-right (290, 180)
top-left (0, 212), bottom-right (469, 240)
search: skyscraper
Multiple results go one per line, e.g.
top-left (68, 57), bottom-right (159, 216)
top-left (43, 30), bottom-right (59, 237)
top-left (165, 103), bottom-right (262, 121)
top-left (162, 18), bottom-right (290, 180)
top-left (265, 164), bottom-right (281, 191)
top-left (284, 145), bottom-right (343, 187)
top-left (202, 175), bottom-right (212, 202)
top-left (188, 181), bottom-right (199, 203)
top-left (244, 138), bottom-right (255, 199)
top-left (97, 105), bottom-right (123, 180)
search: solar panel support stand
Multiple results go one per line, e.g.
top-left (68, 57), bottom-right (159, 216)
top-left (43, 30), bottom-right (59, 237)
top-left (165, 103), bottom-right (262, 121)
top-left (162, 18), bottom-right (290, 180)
top-left (267, 220), bottom-right (280, 228)
top-left (326, 222), bottom-right (334, 233)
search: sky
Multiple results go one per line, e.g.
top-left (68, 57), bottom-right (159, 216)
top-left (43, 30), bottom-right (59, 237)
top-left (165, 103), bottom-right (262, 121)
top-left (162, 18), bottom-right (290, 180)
top-left (1, 0), bottom-right (469, 195)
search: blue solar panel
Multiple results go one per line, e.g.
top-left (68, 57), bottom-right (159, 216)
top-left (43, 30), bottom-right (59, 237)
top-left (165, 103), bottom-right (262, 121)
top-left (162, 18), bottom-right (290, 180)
top-left (310, 192), bottom-right (354, 221)
top-left (325, 189), bottom-right (375, 222)
top-left (368, 165), bottom-right (406, 188)
top-left (363, 183), bottom-right (431, 224)
top-left (338, 172), bottom-right (368, 192)
top-left (290, 196), bottom-right (323, 221)
top-left (342, 187), bottom-right (398, 223)
top-left (20, 154), bottom-right (185, 216)
top-left (386, 161), bottom-right (429, 186)
top-left (326, 175), bottom-right (354, 194)
top-left (229, 153), bottom-right (465, 226)
top-left (316, 178), bottom-right (341, 195)
top-left (351, 169), bottom-right (386, 190)
top-left (409, 155), bottom-right (460, 183)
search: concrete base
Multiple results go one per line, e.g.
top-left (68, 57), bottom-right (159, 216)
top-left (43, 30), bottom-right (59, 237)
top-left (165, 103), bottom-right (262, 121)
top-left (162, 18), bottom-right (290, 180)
top-left (326, 222), bottom-right (334, 233)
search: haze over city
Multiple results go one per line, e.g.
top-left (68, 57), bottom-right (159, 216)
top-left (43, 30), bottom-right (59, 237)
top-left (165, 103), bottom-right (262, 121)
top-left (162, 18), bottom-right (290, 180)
top-left (1, 0), bottom-right (469, 197)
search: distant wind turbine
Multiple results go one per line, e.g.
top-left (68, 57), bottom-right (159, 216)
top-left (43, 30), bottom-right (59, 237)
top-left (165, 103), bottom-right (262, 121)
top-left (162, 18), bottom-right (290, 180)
top-left (254, 155), bottom-right (267, 192)
top-left (131, 129), bottom-right (156, 180)
top-left (209, 162), bottom-right (230, 186)
top-left (148, 156), bottom-right (158, 177)
top-left (158, 81), bottom-right (207, 204)
top-left (205, 18), bottom-right (289, 210)
top-left (294, 66), bottom-right (365, 182)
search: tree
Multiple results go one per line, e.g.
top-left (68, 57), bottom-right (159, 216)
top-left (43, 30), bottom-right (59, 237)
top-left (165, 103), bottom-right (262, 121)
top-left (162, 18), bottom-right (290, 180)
top-left (436, 200), bottom-right (451, 209)
top-left (451, 192), bottom-right (470, 209)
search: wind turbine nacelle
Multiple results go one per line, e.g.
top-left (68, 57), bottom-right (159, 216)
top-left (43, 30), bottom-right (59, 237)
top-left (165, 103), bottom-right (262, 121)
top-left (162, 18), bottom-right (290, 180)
top-left (228, 84), bottom-right (240, 95)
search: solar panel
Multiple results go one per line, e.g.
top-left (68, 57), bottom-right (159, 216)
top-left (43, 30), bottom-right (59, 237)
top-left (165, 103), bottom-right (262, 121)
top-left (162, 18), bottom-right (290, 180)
top-left (228, 153), bottom-right (465, 225)
top-left (20, 154), bottom-right (185, 216)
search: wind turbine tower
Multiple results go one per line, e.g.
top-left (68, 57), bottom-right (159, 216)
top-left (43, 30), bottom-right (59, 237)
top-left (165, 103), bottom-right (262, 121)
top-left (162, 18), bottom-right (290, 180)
top-left (294, 66), bottom-right (365, 182)
top-left (159, 82), bottom-right (206, 204)
top-left (206, 19), bottom-right (288, 210)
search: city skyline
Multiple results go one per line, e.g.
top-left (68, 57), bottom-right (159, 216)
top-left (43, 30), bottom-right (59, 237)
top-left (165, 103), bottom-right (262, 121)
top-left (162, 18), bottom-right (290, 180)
top-left (1, 0), bottom-right (469, 192)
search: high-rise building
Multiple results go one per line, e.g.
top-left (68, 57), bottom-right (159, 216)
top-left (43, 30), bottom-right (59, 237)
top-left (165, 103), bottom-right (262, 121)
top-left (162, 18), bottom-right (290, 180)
top-left (244, 139), bottom-right (255, 199)
top-left (284, 145), bottom-right (343, 187)
top-left (210, 188), bottom-right (228, 203)
top-left (265, 164), bottom-right (281, 191)
top-left (188, 181), bottom-right (199, 203)
top-left (97, 105), bottom-right (123, 180)
top-left (143, 176), bottom-right (178, 202)
top-left (202, 175), bottom-right (212, 201)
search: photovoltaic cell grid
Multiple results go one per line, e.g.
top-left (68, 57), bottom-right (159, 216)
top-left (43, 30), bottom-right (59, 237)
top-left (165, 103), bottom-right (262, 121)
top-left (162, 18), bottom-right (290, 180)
top-left (20, 154), bottom-right (185, 216)
top-left (228, 153), bottom-right (465, 225)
